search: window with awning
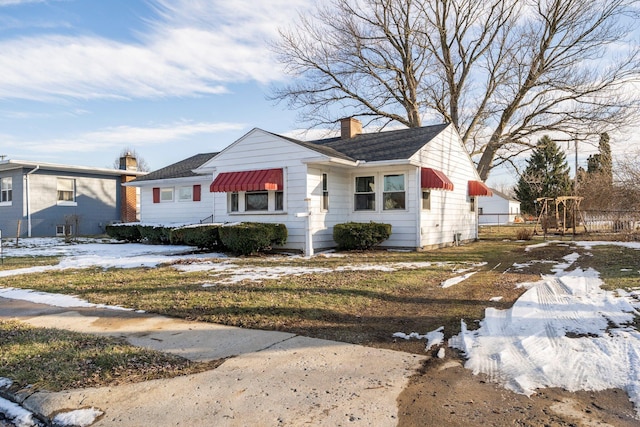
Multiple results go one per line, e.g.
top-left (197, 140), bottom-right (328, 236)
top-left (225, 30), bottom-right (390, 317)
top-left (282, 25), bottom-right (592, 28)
top-left (468, 180), bottom-right (493, 196)
top-left (210, 168), bottom-right (283, 193)
top-left (420, 168), bottom-right (454, 191)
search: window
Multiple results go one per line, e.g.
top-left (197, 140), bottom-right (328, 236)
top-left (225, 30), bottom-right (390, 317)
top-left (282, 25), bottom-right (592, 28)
top-left (479, 207), bottom-right (484, 215)
top-left (0, 177), bottom-right (11, 203)
top-left (275, 191), bottom-right (284, 211)
top-left (246, 191), bottom-right (268, 211)
top-left (421, 191), bottom-right (431, 210)
top-left (160, 188), bottom-right (174, 202)
top-left (321, 173), bottom-right (329, 211)
top-left (57, 178), bottom-right (75, 203)
top-left (229, 192), bottom-right (239, 212)
top-left (354, 176), bottom-right (375, 211)
top-left (383, 174), bottom-right (405, 210)
top-left (470, 197), bottom-right (476, 212)
top-left (56, 224), bottom-right (73, 236)
top-left (178, 186), bottom-right (193, 201)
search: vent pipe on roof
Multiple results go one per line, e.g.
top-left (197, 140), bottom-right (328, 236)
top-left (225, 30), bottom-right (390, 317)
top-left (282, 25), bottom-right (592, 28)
top-left (340, 117), bottom-right (362, 139)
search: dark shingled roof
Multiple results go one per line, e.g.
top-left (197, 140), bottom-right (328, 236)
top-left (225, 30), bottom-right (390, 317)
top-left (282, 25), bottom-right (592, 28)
top-left (275, 123), bottom-right (451, 162)
top-left (312, 123), bottom-right (451, 162)
top-left (133, 152), bottom-right (218, 182)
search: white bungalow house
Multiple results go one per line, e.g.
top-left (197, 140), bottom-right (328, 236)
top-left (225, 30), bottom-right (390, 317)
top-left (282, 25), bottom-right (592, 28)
top-left (477, 188), bottom-right (521, 225)
top-left (127, 119), bottom-right (492, 255)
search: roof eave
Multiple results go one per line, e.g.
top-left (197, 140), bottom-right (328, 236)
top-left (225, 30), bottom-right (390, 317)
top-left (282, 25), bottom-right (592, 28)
top-left (124, 176), bottom-right (207, 187)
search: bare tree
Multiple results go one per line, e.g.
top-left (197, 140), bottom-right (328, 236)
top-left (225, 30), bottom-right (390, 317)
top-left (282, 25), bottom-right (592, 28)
top-left (272, 0), bottom-right (640, 180)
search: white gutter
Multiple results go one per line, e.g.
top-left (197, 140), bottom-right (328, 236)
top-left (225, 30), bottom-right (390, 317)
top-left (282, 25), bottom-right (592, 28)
top-left (25, 165), bottom-right (39, 237)
top-left (300, 157), bottom-right (360, 167)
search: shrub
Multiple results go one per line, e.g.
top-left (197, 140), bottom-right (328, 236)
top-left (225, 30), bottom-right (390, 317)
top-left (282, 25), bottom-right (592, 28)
top-left (170, 225), bottom-right (222, 250)
top-left (333, 222), bottom-right (392, 250)
top-left (138, 225), bottom-right (172, 245)
top-left (515, 227), bottom-right (533, 241)
top-left (218, 223), bottom-right (288, 255)
top-left (105, 223), bottom-right (141, 242)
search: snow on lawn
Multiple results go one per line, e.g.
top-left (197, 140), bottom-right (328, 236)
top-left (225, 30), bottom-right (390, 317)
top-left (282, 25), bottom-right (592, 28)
top-left (450, 241), bottom-right (640, 413)
top-left (175, 260), bottom-right (463, 285)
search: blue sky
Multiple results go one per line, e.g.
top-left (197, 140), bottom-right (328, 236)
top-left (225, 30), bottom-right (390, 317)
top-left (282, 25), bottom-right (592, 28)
top-left (0, 0), bottom-right (314, 171)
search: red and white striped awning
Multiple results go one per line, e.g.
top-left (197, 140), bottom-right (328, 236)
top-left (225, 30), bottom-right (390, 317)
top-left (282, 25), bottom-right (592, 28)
top-left (210, 168), bottom-right (283, 192)
top-left (468, 180), bottom-right (493, 196)
top-left (421, 168), bottom-right (454, 191)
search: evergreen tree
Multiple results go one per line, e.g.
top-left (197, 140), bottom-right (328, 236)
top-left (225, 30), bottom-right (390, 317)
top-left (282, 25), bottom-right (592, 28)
top-left (586, 133), bottom-right (612, 184)
top-left (515, 136), bottom-right (572, 214)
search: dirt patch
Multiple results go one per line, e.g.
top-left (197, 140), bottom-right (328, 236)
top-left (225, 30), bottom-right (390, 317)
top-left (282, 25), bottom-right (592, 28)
top-left (397, 350), bottom-right (639, 426)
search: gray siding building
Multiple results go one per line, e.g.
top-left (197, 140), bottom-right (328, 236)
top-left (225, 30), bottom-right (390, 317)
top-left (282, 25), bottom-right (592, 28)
top-left (0, 158), bottom-right (143, 238)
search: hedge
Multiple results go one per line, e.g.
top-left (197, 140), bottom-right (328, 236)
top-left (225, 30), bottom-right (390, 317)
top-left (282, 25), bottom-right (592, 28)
top-left (170, 225), bottom-right (222, 250)
top-left (218, 223), bottom-right (288, 255)
top-left (105, 223), bottom-right (141, 242)
top-left (333, 222), bottom-right (392, 250)
top-left (137, 225), bottom-right (172, 245)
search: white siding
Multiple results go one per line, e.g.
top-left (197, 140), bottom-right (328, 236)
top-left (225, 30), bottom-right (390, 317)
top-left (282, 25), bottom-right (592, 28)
top-left (478, 195), bottom-right (521, 224)
top-left (411, 125), bottom-right (479, 248)
top-left (138, 179), bottom-right (213, 225)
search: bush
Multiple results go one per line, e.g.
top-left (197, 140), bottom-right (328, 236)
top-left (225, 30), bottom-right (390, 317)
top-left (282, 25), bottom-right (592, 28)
top-left (105, 223), bottom-right (141, 242)
top-left (170, 225), bottom-right (222, 250)
top-left (333, 222), bottom-right (392, 250)
top-left (515, 227), bottom-right (533, 241)
top-left (218, 223), bottom-right (288, 255)
top-left (138, 225), bottom-right (172, 245)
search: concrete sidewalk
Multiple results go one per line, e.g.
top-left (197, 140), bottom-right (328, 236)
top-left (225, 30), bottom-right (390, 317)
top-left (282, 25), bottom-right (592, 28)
top-left (0, 297), bottom-right (425, 426)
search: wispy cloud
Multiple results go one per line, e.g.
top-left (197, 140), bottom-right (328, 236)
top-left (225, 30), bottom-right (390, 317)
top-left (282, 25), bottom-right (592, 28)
top-left (0, 0), bottom-right (46, 6)
top-left (0, 0), bottom-right (311, 102)
top-left (16, 121), bottom-right (246, 153)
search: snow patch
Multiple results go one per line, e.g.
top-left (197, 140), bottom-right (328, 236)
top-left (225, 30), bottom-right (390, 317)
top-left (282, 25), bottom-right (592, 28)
top-left (0, 397), bottom-right (39, 427)
top-left (52, 408), bottom-right (103, 427)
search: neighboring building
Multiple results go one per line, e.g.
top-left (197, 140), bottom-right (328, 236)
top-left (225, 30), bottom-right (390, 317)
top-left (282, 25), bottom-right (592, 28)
top-left (0, 156), bottom-right (144, 238)
top-left (129, 153), bottom-right (218, 224)
top-left (128, 118), bottom-right (492, 254)
top-left (478, 188), bottom-right (521, 225)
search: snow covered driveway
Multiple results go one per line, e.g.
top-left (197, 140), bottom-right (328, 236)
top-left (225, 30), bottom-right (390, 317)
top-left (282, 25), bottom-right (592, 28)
top-left (451, 247), bottom-right (640, 413)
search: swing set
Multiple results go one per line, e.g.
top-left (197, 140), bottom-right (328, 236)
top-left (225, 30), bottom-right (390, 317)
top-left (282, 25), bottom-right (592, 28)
top-left (533, 196), bottom-right (587, 236)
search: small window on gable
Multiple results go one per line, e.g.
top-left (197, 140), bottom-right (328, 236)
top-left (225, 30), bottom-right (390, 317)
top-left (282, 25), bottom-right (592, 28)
top-left (422, 191), bottom-right (431, 210)
top-left (0, 177), bottom-right (12, 203)
top-left (321, 173), bottom-right (329, 211)
top-left (57, 178), bottom-right (75, 203)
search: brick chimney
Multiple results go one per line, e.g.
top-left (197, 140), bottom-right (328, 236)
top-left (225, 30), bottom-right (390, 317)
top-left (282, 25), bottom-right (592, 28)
top-left (340, 117), bottom-right (362, 139)
top-left (119, 153), bottom-right (139, 222)
top-left (119, 152), bottom-right (137, 171)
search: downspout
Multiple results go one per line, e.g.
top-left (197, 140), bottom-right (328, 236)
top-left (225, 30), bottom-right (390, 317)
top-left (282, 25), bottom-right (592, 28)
top-left (25, 165), bottom-right (40, 237)
top-left (415, 167), bottom-right (421, 249)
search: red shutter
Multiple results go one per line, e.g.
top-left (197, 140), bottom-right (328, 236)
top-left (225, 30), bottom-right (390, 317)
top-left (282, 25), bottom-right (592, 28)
top-left (153, 187), bottom-right (160, 203)
top-left (193, 185), bottom-right (201, 202)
